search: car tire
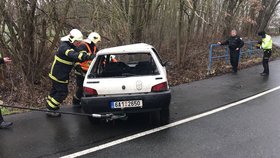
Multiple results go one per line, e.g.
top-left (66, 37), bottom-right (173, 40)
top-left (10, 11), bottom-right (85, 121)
top-left (159, 108), bottom-right (170, 125)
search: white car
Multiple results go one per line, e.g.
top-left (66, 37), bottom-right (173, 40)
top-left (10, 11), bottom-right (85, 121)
top-left (81, 43), bottom-right (171, 124)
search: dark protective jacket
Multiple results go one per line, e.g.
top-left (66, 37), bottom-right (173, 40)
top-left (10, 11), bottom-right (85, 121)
top-left (221, 36), bottom-right (244, 51)
top-left (0, 58), bottom-right (3, 64)
top-left (49, 41), bottom-right (87, 84)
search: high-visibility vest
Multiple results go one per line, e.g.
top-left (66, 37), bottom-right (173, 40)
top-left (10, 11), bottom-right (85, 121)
top-left (262, 34), bottom-right (272, 50)
top-left (80, 43), bottom-right (97, 71)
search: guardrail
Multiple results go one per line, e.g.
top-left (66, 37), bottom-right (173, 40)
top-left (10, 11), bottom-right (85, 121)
top-left (208, 41), bottom-right (261, 73)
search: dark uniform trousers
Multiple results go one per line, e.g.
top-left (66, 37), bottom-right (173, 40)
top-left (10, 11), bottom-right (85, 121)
top-left (0, 58), bottom-right (4, 122)
top-left (263, 49), bottom-right (272, 74)
top-left (47, 81), bottom-right (68, 110)
top-left (73, 74), bottom-right (84, 104)
top-left (230, 49), bottom-right (240, 73)
top-left (0, 110), bottom-right (3, 122)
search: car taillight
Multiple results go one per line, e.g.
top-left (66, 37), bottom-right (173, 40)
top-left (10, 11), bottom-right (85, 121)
top-left (151, 82), bottom-right (168, 92)
top-left (83, 87), bottom-right (98, 97)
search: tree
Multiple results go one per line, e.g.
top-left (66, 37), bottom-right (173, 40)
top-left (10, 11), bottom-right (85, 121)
top-left (177, 0), bottom-right (184, 66)
top-left (255, 0), bottom-right (280, 32)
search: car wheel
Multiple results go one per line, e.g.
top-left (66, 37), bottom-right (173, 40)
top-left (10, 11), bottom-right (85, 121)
top-left (159, 108), bottom-right (170, 125)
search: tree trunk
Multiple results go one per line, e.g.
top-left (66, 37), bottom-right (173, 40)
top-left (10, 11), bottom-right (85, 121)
top-left (176, 0), bottom-right (183, 66)
top-left (223, 0), bottom-right (239, 37)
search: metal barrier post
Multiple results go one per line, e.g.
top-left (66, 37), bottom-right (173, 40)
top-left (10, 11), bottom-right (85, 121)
top-left (249, 41), bottom-right (253, 57)
top-left (226, 47), bottom-right (229, 64)
top-left (239, 48), bottom-right (242, 62)
top-left (208, 44), bottom-right (213, 71)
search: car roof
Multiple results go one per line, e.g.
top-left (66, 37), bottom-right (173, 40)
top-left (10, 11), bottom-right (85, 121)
top-left (97, 43), bottom-right (154, 55)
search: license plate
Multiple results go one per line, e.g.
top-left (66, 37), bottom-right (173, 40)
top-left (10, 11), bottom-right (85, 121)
top-left (110, 100), bottom-right (143, 109)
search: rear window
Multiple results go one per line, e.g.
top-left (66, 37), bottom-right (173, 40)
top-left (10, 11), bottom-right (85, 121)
top-left (88, 53), bottom-right (159, 78)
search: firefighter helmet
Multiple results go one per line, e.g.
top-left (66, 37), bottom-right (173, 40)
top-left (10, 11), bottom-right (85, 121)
top-left (61, 29), bottom-right (83, 43)
top-left (85, 32), bottom-right (101, 44)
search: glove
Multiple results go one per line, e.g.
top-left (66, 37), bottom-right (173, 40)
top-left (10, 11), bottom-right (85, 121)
top-left (74, 64), bottom-right (83, 73)
top-left (85, 54), bottom-right (95, 60)
top-left (81, 53), bottom-right (91, 61)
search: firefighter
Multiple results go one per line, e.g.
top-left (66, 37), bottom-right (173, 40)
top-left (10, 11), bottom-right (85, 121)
top-left (46, 29), bottom-right (94, 117)
top-left (0, 56), bottom-right (13, 128)
top-left (257, 31), bottom-right (272, 76)
top-left (218, 30), bottom-right (244, 73)
top-left (72, 32), bottom-right (101, 107)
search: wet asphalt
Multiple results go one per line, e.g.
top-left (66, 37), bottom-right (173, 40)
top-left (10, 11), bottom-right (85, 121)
top-left (89, 89), bottom-right (280, 158)
top-left (1, 51), bottom-right (280, 158)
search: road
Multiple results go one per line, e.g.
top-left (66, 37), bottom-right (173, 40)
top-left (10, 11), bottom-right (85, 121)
top-left (1, 50), bottom-right (280, 157)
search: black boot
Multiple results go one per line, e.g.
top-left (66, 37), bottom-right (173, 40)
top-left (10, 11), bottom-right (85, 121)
top-left (262, 59), bottom-right (269, 76)
top-left (46, 100), bottom-right (61, 117)
top-left (72, 96), bottom-right (81, 108)
top-left (0, 121), bottom-right (13, 129)
top-left (45, 109), bottom-right (61, 117)
top-left (260, 72), bottom-right (269, 76)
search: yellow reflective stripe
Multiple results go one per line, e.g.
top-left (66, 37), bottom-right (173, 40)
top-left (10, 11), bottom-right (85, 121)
top-left (50, 59), bottom-right (56, 75)
top-left (78, 53), bottom-right (83, 61)
top-left (55, 55), bottom-right (73, 65)
top-left (49, 97), bottom-right (60, 105)
top-left (49, 74), bottom-right (68, 84)
top-left (79, 50), bottom-right (87, 54)
top-left (48, 95), bottom-right (60, 105)
top-left (47, 100), bottom-right (58, 109)
top-left (65, 49), bottom-right (74, 56)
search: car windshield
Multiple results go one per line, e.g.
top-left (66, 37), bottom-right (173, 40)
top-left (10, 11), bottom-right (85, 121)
top-left (89, 53), bottom-right (160, 78)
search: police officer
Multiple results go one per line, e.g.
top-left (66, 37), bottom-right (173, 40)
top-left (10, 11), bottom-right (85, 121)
top-left (72, 32), bottom-right (101, 107)
top-left (46, 29), bottom-right (94, 117)
top-left (257, 31), bottom-right (272, 76)
top-left (0, 56), bottom-right (13, 128)
top-left (218, 30), bottom-right (244, 73)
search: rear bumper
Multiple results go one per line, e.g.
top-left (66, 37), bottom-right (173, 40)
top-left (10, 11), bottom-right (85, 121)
top-left (81, 90), bottom-right (171, 114)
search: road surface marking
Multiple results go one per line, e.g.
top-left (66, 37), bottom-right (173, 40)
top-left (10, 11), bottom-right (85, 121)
top-left (61, 86), bottom-right (280, 158)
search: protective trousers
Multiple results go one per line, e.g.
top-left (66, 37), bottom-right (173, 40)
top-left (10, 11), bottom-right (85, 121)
top-left (230, 50), bottom-right (240, 73)
top-left (46, 81), bottom-right (68, 110)
top-left (263, 50), bottom-right (272, 74)
top-left (73, 74), bottom-right (84, 105)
